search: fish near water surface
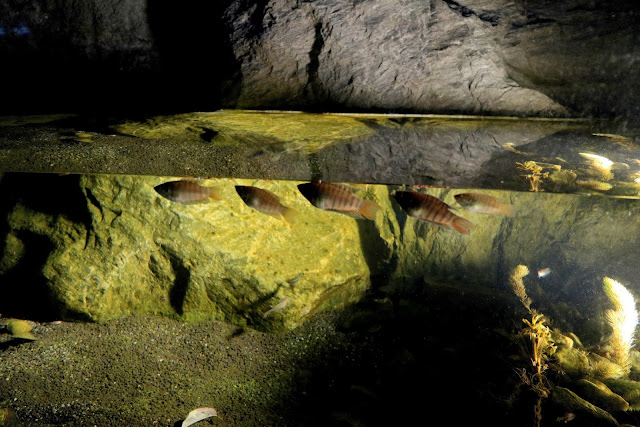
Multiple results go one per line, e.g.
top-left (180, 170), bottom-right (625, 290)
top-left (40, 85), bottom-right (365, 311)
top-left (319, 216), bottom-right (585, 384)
top-left (454, 193), bottom-right (515, 217)
top-left (297, 181), bottom-right (381, 220)
top-left (154, 180), bottom-right (222, 204)
top-left (235, 185), bottom-right (296, 222)
top-left (392, 190), bottom-right (473, 235)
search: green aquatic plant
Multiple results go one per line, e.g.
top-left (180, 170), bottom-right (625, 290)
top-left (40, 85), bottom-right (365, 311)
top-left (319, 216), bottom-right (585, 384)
top-left (509, 264), bottom-right (531, 311)
top-left (509, 264), bottom-right (557, 427)
top-left (603, 277), bottom-right (639, 374)
top-left (516, 161), bottom-right (551, 192)
top-left (509, 271), bottom-right (640, 423)
top-left (517, 313), bottom-right (557, 427)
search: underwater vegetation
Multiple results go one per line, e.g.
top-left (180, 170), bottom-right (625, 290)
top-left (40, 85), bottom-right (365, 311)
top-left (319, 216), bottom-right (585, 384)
top-left (509, 137), bottom-right (640, 197)
top-left (509, 265), bottom-right (640, 426)
top-left (516, 161), bottom-right (555, 192)
top-left (603, 277), bottom-right (639, 375)
top-left (510, 264), bottom-right (556, 427)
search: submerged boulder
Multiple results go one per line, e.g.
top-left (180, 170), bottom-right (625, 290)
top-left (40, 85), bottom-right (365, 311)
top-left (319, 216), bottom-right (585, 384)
top-left (549, 387), bottom-right (619, 427)
top-left (0, 174), bottom-right (394, 329)
top-left (2, 171), bottom-right (640, 332)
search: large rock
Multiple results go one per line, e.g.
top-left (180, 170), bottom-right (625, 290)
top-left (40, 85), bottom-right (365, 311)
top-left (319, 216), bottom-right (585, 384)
top-left (0, 174), bottom-right (394, 328)
top-left (3, 171), bottom-right (640, 332)
top-left (224, 0), bottom-right (565, 116)
top-left (1, 0), bottom-right (639, 117)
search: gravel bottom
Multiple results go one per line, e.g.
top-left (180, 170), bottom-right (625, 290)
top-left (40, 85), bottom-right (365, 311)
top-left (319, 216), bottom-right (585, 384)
top-left (0, 312), bottom-right (354, 426)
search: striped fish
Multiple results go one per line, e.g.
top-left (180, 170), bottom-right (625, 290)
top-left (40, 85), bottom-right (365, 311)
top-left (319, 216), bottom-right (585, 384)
top-left (392, 190), bottom-right (473, 235)
top-left (154, 180), bottom-right (222, 204)
top-left (297, 181), bottom-right (381, 220)
top-left (454, 193), bottom-right (515, 217)
top-left (235, 185), bottom-right (296, 222)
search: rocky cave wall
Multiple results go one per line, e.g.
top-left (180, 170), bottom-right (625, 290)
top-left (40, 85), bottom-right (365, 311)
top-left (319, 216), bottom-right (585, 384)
top-left (1, 0), bottom-right (639, 117)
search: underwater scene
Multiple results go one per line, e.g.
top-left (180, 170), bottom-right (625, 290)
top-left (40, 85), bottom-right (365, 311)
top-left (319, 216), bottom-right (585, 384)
top-left (2, 112), bottom-right (640, 426)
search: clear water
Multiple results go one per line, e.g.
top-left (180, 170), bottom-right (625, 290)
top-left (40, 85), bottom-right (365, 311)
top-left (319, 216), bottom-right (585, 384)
top-left (2, 112), bottom-right (640, 426)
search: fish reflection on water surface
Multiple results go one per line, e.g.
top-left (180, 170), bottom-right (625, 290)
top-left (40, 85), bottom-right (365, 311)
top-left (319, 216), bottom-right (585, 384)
top-left (392, 190), bottom-right (474, 235)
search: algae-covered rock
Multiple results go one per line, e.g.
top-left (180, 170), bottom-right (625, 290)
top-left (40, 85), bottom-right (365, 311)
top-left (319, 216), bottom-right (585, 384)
top-left (113, 110), bottom-right (376, 154)
top-left (604, 379), bottom-right (640, 410)
top-left (554, 347), bottom-right (589, 379)
top-left (574, 379), bottom-right (629, 413)
top-left (0, 175), bottom-right (393, 329)
top-left (2, 319), bottom-right (36, 340)
top-left (549, 387), bottom-right (619, 427)
top-left (588, 353), bottom-right (627, 381)
top-left (551, 330), bottom-right (574, 350)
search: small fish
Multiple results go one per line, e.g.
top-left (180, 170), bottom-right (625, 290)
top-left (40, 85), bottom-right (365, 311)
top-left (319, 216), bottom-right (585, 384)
top-left (263, 297), bottom-right (290, 318)
top-left (556, 412), bottom-right (575, 423)
top-left (154, 180), bottom-right (222, 204)
top-left (537, 268), bottom-right (551, 278)
top-left (392, 190), bottom-right (473, 235)
top-left (454, 193), bottom-right (515, 217)
top-left (235, 185), bottom-right (296, 222)
top-left (286, 274), bottom-right (302, 286)
top-left (297, 181), bottom-right (381, 220)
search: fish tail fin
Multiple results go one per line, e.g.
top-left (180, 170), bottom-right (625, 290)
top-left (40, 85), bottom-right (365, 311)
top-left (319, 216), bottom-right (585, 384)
top-left (501, 203), bottom-right (516, 217)
top-left (281, 207), bottom-right (298, 224)
top-left (452, 217), bottom-right (474, 235)
top-left (207, 186), bottom-right (223, 201)
top-left (359, 199), bottom-right (382, 220)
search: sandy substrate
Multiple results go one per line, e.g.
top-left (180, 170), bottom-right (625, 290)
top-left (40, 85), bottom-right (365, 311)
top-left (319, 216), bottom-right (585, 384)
top-left (0, 313), bottom-right (357, 426)
top-left (0, 283), bottom-right (527, 427)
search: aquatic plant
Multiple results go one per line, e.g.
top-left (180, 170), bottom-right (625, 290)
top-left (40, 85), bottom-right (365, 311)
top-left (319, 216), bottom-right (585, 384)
top-left (589, 357), bottom-right (626, 381)
top-left (509, 264), bottom-right (531, 312)
top-left (603, 277), bottom-right (639, 374)
top-left (579, 152), bottom-right (614, 181)
top-left (516, 161), bottom-right (551, 192)
top-left (517, 313), bottom-right (556, 427)
top-left (509, 264), bottom-right (556, 427)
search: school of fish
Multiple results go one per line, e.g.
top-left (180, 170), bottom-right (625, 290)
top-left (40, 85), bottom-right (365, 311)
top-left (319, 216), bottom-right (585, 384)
top-left (154, 179), bottom-right (515, 235)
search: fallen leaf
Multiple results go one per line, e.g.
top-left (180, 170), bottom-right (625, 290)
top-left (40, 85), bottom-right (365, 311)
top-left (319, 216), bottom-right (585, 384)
top-left (182, 407), bottom-right (217, 427)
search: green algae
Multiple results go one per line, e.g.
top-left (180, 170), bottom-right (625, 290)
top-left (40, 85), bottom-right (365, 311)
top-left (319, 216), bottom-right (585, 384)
top-left (111, 110), bottom-right (590, 156)
top-left (0, 114), bottom-right (76, 127)
top-left (1, 174), bottom-right (386, 328)
top-left (112, 110), bottom-right (378, 154)
top-left (0, 313), bottom-right (355, 426)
